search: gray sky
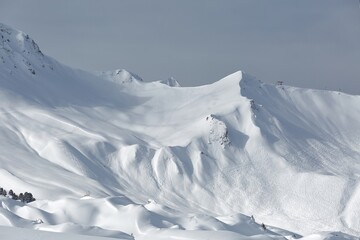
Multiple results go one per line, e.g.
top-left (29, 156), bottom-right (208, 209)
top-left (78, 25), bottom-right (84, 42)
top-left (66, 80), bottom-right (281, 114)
top-left (1, 0), bottom-right (359, 94)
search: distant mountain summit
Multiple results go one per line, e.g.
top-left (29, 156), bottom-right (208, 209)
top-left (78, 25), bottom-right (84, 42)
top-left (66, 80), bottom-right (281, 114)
top-left (0, 23), bottom-right (359, 240)
top-left (158, 77), bottom-right (181, 87)
top-left (98, 69), bottom-right (144, 84)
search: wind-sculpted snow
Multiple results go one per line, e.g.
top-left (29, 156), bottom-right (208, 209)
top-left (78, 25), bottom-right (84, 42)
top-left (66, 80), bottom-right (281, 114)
top-left (0, 23), bottom-right (360, 239)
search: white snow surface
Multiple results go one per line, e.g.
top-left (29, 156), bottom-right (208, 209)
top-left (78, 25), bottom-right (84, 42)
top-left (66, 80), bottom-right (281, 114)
top-left (0, 23), bottom-right (360, 239)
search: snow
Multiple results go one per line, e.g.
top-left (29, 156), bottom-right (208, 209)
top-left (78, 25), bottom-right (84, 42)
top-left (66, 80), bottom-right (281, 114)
top-left (1, 22), bottom-right (360, 239)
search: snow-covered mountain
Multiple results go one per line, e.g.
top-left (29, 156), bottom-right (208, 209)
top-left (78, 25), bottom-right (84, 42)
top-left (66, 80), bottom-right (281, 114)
top-left (0, 23), bottom-right (359, 240)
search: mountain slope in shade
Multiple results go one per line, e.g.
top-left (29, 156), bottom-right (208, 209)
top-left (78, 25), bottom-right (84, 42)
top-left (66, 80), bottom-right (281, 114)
top-left (1, 23), bottom-right (360, 239)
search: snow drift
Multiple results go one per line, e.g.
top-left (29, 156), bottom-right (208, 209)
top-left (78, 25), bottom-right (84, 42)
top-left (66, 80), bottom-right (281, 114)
top-left (0, 23), bottom-right (360, 239)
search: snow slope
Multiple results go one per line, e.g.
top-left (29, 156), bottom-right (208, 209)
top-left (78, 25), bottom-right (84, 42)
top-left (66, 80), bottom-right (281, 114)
top-left (0, 23), bottom-right (359, 239)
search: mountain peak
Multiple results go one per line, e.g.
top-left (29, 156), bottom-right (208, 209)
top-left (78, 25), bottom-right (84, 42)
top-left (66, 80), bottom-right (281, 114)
top-left (158, 77), bottom-right (181, 87)
top-left (98, 68), bottom-right (143, 84)
top-left (0, 23), bottom-right (54, 78)
top-left (0, 23), bottom-right (44, 58)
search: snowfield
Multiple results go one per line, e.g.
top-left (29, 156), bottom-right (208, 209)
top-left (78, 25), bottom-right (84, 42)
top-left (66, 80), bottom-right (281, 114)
top-left (0, 23), bottom-right (359, 239)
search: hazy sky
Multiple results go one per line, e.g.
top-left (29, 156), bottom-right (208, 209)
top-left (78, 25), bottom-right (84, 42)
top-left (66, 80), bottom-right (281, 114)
top-left (1, 0), bottom-right (359, 94)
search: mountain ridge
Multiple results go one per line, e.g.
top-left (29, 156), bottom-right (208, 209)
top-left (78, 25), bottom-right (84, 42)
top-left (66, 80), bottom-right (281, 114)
top-left (0, 23), bottom-right (360, 239)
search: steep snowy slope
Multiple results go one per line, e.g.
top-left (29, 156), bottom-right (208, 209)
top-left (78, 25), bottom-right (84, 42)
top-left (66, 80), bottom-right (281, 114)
top-left (0, 23), bottom-right (360, 239)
